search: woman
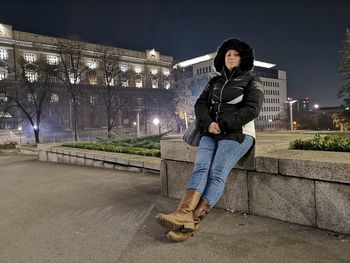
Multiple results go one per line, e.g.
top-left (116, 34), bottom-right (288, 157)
top-left (156, 38), bottom-right (264, 242)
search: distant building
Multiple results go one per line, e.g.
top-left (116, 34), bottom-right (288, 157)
top-left (287, 97), bottom-right (310, 112)
top-left (0, 23), bottom-right (175, 139)
top-left (177, 53), bottom-right (288, 131)
top-left (293, 106), bottom-right (344, 131)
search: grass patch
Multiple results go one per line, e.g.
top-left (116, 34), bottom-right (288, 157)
top-left (291, 134), bottom-right (350, 152)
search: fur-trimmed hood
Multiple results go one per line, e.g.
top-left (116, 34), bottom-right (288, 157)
top-left (214, 38), bottom-right (254, 73)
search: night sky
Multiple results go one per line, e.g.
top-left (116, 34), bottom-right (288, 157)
top-left (2, 0), bottom-right (350, 107)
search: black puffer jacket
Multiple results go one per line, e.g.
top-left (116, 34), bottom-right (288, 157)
top-left (194, 38), bottom-right (264, 143)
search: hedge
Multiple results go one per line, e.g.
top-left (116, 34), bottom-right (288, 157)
top-left (62, 142), bottom-right (160, 157)
top-left (291, 134), bottom-right (350, 152)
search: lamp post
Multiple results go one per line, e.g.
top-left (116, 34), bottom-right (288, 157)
top-left (314, 104), bottom-right (319, 130)
top-left (133, 108), bottom-right (143, 138)
top-left (153, 118), bottom-right (160, 134)
top-left (285, 100), bottom-right (298, 131)
top-left (18, 126), bottom-right (22, 145)
top-left (268, 119), bottom-right (272, 131)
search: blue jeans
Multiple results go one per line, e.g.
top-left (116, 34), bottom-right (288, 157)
top-left (186, 135), bottom-right (254, 207)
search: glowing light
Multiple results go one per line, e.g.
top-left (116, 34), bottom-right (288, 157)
top-left (153, 118), bottom-right (160, 125)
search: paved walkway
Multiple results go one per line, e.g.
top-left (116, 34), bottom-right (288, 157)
top-left (0, 153), bottom-right (349, 263)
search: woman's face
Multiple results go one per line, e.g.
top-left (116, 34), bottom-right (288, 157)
top-left (225, 49), bottom-right (241, 71)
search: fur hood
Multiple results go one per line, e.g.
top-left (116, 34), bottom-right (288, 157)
top-left (214, 38), bottom-right (255, 73)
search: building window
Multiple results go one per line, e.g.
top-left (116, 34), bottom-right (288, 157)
top-left (135, 66), bottom-right (142, 74)
top-left (105, 76), bottom-right (115, 86)
top-left (197, 69), bottom-right (199, 75)
top-left (0, 49), bottom-right (8, 60)
top-left (121, 80), bottom-right (129, 87)
top-left (135, 78), bottom-right (142, 88)
top-left (27, 93), bottom-right (37, 103)
top-left (49, 76), bottom-right (57, 83)
top-left (164, 81), bottom-right (170, 89)
top-left (69, 73), bottom-right (80, 84)
top-left (150, 69), bottom-right (158, 75)
top-left (50, 94), bottom-right (59, 103)
top-left (88, 74), bottom-right (97, 85)
top-left (136, 98), bottom-right (143, 106)
top-left (120, 64), bottom-right (128, 72)
top-left (47, 55), bottom-right (58, 65)
top-left (25, 70), bottom-right (38, 82)
top-left (86, 59), bottom-right (97, 69)
top-left (24, 53), bottom-right (36, 63)
top-left (163, 69), bottom-right (170, 76)
top-left (89, 96), bottom-right (97, 105)
top-left (152, 79), bottom-right (158, 88)
top-left (0, 92), bottom-right (7, 102)
top-left (0, 67), bottom-right (8, 80)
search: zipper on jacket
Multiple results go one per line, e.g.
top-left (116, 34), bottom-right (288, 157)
top-left (216, 68), bottom-right (236, 122)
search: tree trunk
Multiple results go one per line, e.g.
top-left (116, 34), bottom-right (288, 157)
top-left (73, 103), bottom-right (80, 141)
top-left (34, 129), bottom-right (40, 143)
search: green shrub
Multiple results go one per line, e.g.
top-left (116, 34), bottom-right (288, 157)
top-left (291, 134), bottom-right (350, 152)
top-left (62, 142), bottom-right (160, 157)
top-left (96, 133), bottom-right (164, 149)
top-left (0, 142), bottom-right (17, 149)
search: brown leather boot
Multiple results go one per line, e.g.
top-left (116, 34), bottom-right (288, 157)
top-left (167, 198), bottom-right (211, 242)
top-left (156, 189), bottom-right (201, 231)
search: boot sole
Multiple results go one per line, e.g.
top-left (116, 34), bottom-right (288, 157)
top-left (167, 231), bottom-right (194, 242)
top-left (155, 215), bottom-right (183, 231)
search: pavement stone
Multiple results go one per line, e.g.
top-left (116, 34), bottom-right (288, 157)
top-left (0, 153), bottom-right (349, 263)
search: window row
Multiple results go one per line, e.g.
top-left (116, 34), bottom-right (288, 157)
top-left (264, 98), bottom-right (280, 104)
top-left (264, 89), bottom-right (279, 96)
top-left (19, 52), bottom-right (171, 75)
top-left (197, 66), bottom-right (212, 75)
top-left (2, 93), bottom-right (158, 105)
top-left (257, 115), bottom-right (280, 121)
top-left (262, 81), bottom-right (279, 87)
top-left (1, 67), bottom-right (171, 89)
top-left (261, 106), bottom-right (280, 112)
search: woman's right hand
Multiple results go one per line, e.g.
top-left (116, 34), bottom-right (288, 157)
top-left (208, 122), bottom-right (221, 134)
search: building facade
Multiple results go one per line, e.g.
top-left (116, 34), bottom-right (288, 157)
top-left (0, 23), bottom-right (175, 140)
top-left (177, 53), bottom-right (288, 131)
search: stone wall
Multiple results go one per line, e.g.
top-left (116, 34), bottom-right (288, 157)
top-left (160, 138), bottom-right (350, 235)
top-left (37, 143), bottom-right (160, 175)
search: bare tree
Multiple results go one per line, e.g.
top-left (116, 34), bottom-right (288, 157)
top-left (0, 57), bottom-right (55, 143)
top-left (172, 66), bottom-right (195, 130)
top-left (56, 39), bottom-right (89, 141)
top-left (96, 48), bottom-right (125, 136)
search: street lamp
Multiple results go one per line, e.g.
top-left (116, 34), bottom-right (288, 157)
top-left (17, 126), bottom-right (22, 145)
top-left (314, 104), bottom-right (319, 130)
top-left (133, 108), bottom-right (143, 138)
top-left (285, 100), bottom-right (298, 131)
top-left (268, 119), bottom-right (272, 131)
top-left (153, 118), bottom-right (160, 134)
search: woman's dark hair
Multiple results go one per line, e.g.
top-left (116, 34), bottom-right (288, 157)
top-left (214, 38), bottom-right (255, 72)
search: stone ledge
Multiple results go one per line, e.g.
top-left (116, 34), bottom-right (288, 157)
top-left (37, 143), bottom-right (160, 175)
top-left (160, 138), bottom-right (350, 235)
top-left (160, 139), bottom-right (255, 170)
